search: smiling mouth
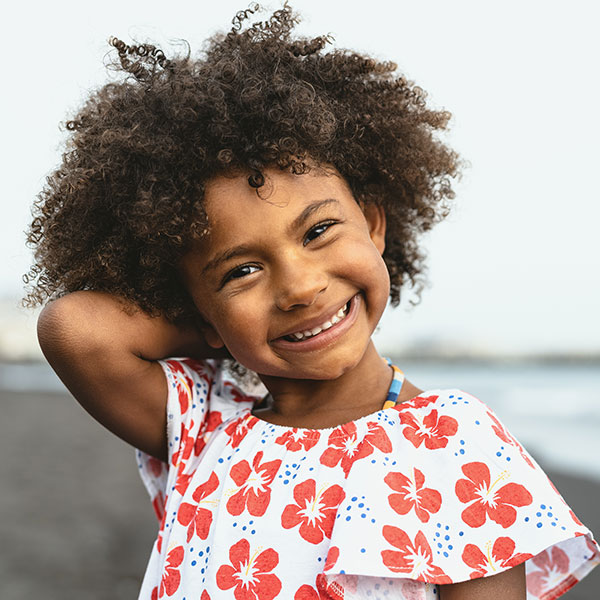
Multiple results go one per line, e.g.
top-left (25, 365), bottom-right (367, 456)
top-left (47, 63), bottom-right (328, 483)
top-left (282, 301), bottom-right (351, 342)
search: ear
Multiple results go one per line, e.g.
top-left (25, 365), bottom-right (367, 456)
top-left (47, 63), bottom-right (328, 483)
top-left (362, 202), bottom-right (386, 255)
top-left (198, 319), bottom-right (225, 350)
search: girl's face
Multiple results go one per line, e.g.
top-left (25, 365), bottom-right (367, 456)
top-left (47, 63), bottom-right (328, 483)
top-left (180, 167), bottom-right (390, 381)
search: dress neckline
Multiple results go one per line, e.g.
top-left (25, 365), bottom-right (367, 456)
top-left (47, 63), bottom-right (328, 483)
top-left (243, 387), bottom-right (442, 434)
top-left (243, 360), bottom-right (435, 434)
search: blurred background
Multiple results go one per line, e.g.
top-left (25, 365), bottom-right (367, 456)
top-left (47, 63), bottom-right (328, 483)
top-left (1, 0), bottom-right (598, 598)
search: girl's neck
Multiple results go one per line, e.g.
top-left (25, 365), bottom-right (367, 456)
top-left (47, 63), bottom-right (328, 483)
top-left (254, 342), bottom-right (393, 429)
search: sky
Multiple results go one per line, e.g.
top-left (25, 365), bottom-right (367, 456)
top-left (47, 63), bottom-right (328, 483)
top-left (2, 0), bottom-right (599, 357)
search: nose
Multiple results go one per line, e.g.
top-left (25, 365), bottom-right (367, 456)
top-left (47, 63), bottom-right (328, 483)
top-left (274, 252), bottom-right (328, 311)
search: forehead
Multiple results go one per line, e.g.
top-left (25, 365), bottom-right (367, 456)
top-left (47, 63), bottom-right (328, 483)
top-left (202, 168), bottom-right (357, 228)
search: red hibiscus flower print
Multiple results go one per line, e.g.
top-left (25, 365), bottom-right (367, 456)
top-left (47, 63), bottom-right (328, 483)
top-left (177, 471), bottom-right (220, 541)
top-left (223, 380), bottom-right (254, 403)
top-left (174, 471), bottom-right (193, 496)
top-left (294, 547), bottom-right (351, 600)
top-left (166, 360), bottom-right (196, 415)
top-left (486, 409), bottom-right (535, 469)
top-left (295, 578), bottom-right (346, 600)
top-left (151, 490), bottom-right (166, 522)
top-left (171, 421), bottom-right (196, 467)
top-left (526, 546), bottom-right (577, 598)
top-left (320, 421), bottom-right (392, 476)
top-left (205, 410), bottom-right (224, 433)
top-left (201, 591), bottom-right (211, 600)
top-left (399, 408), bottom-right (458, 450)
top-left (400, 394), bottom-right (439, 411)
top-left (159, 546), bottom-right (184, 597)
top-left (569, 509), bottom-right (584, 527)
top-left (227, 451), bottom-right (282, 516)
top-left (324, 546), bottom-right (339, 572)
top-left (381, 526), bottom-right (452, 584)
top-left (276, 429), bottom-right (320, 452)
top-left (216, 538), bottom-right (281, 600)
top-left (384, 468), bottom-right (442, 523)
top-left (455, 462), bottom-right (532, 528)
top-left (191, 411), bottom-right (224, 459)
top-left (462, 537), bottom-right (533, 579)
top-left (295, 584), bottom-right (327, 600)
top-left (172, 423), bottom-right (199, 495)
top-left (147, 456), bottom-right (164, 478)
top-left (281, 479), bottom-right (345, 544)
top-left (226, 416), bottom-right (257, 448)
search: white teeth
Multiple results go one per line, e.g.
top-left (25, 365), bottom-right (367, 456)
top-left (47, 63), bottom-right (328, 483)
top-left (286, 301), bottom-right (350, 341)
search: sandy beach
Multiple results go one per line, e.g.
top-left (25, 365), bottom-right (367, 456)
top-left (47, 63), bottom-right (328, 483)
top-left (1, 387), bottom-right (598, 599)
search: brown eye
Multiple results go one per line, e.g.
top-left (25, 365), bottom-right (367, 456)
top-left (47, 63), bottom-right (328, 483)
top-left (304, 221), bottom-right (336, 246)
top-left (223, 264), bottom-right (260, 284)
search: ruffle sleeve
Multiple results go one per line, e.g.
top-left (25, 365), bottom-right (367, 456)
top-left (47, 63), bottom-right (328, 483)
top-left (135, 358), bottom-right (217, 521)
top-left (319, 391), bottom-right (599, 600)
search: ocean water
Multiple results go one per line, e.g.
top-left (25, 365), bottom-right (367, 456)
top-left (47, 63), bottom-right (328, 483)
top-left (1, 359), bottom-right (599, 480)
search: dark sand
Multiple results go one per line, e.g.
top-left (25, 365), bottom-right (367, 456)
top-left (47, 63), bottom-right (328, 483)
top-left (1, 389), bottom-right (598, 599)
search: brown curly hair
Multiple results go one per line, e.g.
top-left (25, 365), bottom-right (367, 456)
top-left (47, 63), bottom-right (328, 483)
top-left (24, 2), bottom-right (461, 323)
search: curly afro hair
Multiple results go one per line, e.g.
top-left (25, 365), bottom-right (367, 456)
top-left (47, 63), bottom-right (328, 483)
top-left (24, 2), bottom-right (461, 323)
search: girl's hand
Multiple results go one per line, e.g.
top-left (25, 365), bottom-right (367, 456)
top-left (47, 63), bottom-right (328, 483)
top-left (439, 563), bottom-right (526, 599)
top-left (37, 290), bottom-right (222, 461)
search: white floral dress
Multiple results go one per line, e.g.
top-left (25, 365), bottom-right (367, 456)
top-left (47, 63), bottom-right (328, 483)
top-left (136, 358), bottom-right (599, 600)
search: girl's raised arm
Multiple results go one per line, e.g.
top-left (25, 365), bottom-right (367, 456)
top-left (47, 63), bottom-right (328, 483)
top-left (37, 290), bottom-right (219, 462)
top-left (439, 563), bottom-right (526, 599)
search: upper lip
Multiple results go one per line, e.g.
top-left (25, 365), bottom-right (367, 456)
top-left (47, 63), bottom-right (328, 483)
top-left (273, 296), bottom-right (353, 340)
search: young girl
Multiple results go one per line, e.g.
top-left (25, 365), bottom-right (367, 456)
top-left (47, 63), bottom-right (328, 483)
top-left (26, 4), bottom-right (598, 599)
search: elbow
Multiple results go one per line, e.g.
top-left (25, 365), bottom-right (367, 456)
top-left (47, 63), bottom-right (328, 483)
top-left (37, 298), bottom-right (72, 362)
top-left (36, 293), bottom-right (98, 363)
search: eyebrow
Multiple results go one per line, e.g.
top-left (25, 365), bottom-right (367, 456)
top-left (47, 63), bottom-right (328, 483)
top-left (287, 198), bottom-right (340, 234)
top-left (202, 198), bottom-right (340, 275)
top-left (201, 244), bottom-right (254, 276)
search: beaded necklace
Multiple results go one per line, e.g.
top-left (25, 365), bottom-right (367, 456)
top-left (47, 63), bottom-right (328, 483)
top-left (382, 358), bottom-right (405, 409)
